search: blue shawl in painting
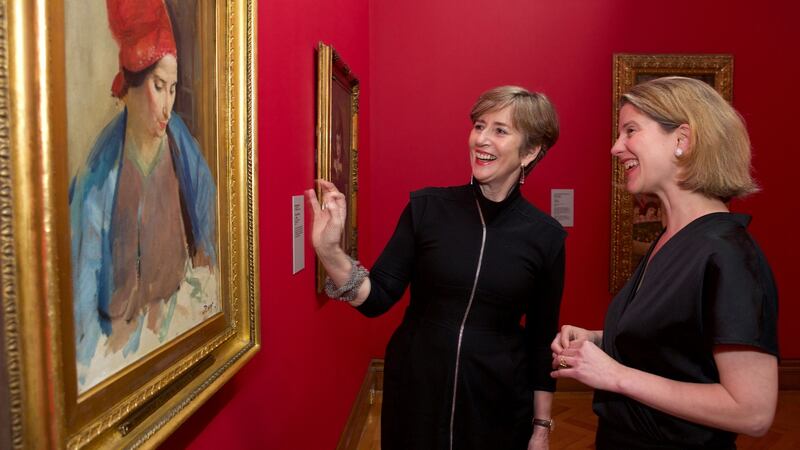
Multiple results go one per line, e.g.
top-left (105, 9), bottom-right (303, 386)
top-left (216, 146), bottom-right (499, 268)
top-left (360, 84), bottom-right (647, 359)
top-left (69, 109), bottom-right (216, 367)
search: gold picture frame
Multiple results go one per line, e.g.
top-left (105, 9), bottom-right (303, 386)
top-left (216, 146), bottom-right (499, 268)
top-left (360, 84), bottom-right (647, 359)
top-left (315, 42), bottom-right (360, 293)
top-left (1, 0), bottom-right (259, 448)
top-left (610, 53), bottom-right (733, 293)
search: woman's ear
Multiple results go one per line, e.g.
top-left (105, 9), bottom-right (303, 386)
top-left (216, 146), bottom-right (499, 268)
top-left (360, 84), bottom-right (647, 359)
top-left (522, 146), bottom-right (541, 167)
top-left (677, 124), bottom-right (691, 150)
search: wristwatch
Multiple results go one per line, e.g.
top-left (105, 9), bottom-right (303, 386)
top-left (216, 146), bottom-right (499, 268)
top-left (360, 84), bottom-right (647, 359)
top-left (532, 418), bottom-right (555, 431)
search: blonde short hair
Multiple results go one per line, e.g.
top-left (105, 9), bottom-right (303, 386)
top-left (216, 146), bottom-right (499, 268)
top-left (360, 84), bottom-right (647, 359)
top-left (470, 86), bottom-right (559, 175)
top-left (621, 76), bottom-right (758, 200)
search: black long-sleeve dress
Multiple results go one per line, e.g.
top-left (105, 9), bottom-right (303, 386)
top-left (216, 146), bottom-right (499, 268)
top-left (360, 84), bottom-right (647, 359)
top-left (357, 183), bottom-right (566, 450)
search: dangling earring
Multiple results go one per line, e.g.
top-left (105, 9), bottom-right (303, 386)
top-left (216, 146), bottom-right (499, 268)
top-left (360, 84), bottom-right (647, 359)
top-left (519, 164), bottom-right (526, 185)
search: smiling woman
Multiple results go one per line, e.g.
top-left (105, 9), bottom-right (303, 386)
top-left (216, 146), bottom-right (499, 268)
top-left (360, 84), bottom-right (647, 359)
top-left (552, 77), bottom-right (778, 449)
top-left (469, 107), bottom-right (533, 200)
top-left (469, 87), bottom-right (559, 201)
top-left (307, 86), bottom-right (565, 450)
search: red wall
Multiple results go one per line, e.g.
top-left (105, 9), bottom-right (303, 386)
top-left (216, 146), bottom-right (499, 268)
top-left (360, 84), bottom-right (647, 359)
top-left (165, 0), bottom-right (799, 448)
top-left (162, 0), bottom-right (386, 448)
top-left (368, 0), bottom-right (800, 357)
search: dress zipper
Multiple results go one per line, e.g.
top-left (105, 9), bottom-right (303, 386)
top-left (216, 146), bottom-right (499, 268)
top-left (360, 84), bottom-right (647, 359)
top-left (449, 198), bottom-right (487, 450)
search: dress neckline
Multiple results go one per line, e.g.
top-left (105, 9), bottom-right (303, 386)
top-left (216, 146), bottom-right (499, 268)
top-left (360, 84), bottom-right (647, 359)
top-left (626, 211), bottom-right (750, 305)
top-left (471, 180), bottom-right (521, 223)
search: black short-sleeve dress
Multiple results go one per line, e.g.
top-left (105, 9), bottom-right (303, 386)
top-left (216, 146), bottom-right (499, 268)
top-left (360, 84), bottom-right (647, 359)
top-left (357, 183), bottom-right (566, 450)
top-left (593, 212), bottom-right (779, 449)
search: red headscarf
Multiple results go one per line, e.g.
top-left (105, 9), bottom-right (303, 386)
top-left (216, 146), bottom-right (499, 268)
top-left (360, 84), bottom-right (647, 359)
top-left (107, 0), bottom-right (177, 98)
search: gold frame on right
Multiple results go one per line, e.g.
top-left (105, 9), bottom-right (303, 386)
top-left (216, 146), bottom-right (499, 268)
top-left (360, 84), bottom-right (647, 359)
top-left (609, 54), bottom-right (733, 293)
top-left (315, 42), bottom-right (360, 293)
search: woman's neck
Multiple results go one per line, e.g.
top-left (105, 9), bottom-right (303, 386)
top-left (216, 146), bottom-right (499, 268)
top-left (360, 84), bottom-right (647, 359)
top-left (478, 179), bottom-right (517, 202)
top-left (645, 187), bottom-right (726, 263)
top-left (657, 186), bottom-right (728, 235)
top-left (125, 128), bottom-right (165, 177)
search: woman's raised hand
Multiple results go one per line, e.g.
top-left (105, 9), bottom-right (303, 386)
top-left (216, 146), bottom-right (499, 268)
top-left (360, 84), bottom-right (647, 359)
top-left (305, 179), bottom-right (347, 254)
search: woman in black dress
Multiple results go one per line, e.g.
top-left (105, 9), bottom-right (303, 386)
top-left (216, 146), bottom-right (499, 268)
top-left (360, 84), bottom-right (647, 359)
top-left (551, 77), bottom-right (779, 449)
top-left (307, 86), bottom-right (565, 450)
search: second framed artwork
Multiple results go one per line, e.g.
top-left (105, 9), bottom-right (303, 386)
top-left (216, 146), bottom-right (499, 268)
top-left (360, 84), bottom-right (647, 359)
top-left (316, 42), bottom-right (360, 292)
top-left (609, 53), bottom-right (733, 293)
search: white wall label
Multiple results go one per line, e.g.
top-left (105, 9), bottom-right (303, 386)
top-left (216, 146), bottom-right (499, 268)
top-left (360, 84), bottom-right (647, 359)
top-left (551, 189), bottom-right (574, 227)
top-left (292, 195), bottom-right (305, 274)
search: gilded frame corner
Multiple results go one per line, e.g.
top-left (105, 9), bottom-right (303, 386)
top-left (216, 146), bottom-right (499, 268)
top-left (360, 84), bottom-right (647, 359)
top-left (1, 0), bottom-right (260, 448)
top-left (609, 53), bottom-right (733, 293)
top-left (315, 41), bottom-right (360, 293)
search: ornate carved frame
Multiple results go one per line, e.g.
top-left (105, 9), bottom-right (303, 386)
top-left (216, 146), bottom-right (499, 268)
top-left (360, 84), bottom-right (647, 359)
top-left (315, 42), bottom-right (360, 293)
top-left (0, 1), bottom-right (260, 448)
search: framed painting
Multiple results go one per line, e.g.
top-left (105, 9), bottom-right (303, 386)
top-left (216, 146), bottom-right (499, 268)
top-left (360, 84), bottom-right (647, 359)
top-left (609, 54), bottom-right (733, 293)
top-left (1, 0), bottom-right (260, 448)
top-left (315, 42), bottom-right (360, 293)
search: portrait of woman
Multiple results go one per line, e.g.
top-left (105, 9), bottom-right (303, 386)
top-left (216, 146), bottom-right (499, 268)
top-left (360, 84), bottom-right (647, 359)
top-left (68, 0), bottom-right (219, 393)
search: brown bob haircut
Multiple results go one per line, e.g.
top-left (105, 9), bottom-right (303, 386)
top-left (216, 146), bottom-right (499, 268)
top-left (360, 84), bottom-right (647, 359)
top-left (621, 76), bottom-right (758, 200)
top-left (470, 86), bottom-right (559, 176)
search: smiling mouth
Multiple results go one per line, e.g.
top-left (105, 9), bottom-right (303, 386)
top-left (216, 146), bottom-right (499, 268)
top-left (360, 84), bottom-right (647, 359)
top-left (623, 159), bottom-right (639, 171)
top-left (475, 151), bottom-right (497, 162)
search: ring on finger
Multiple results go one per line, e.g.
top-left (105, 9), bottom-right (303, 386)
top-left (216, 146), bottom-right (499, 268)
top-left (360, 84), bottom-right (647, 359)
top-left (558, 356), bottom-right (569, 369)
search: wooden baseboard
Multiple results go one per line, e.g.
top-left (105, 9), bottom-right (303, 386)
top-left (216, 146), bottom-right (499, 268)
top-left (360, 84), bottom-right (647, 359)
top-left (336, 359), bottom-right (384, 450)
top-left (779, 359), bottom-right (800, 390)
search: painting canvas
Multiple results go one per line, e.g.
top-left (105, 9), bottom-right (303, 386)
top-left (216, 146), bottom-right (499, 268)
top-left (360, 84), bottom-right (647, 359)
top-left (2, 0), bottom-right (259, 447)
top-left (329, 75), bottom-right (354, 252)
top-left (66, 0), bottom-right (221, 395)
top-left (610, 54), bottom-right (733, 293)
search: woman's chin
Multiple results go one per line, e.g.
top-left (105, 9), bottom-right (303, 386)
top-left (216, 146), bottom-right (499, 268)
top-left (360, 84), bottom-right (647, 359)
top-left (470, 167), bottom-right (494, 184)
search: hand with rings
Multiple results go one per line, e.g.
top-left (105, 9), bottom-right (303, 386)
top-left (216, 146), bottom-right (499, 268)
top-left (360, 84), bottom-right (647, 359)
top-left (550, 340), bottom-right (625, 392)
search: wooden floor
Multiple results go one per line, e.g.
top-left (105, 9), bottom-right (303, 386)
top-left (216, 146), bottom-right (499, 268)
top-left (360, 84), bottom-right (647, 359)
top-left (353, 390), bottom-right (800, 449)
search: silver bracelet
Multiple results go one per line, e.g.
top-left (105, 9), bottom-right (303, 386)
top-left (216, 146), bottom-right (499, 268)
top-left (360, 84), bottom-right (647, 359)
top-left (324, 257), bottom-right (369, 302)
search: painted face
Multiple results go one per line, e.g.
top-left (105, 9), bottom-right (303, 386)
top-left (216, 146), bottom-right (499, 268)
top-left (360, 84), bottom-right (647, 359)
top-left (611, 104), bottom-right (680, 196)
top-left (468, 106), bottom-right (536, 196)
top-left (127, 54), bottom-right (178, 140)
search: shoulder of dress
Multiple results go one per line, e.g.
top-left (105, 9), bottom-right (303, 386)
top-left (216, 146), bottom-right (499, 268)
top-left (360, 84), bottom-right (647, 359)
top-left (695, 214), bottom-right (751, 244)
top-left (410, 184), bottom-right (471, 201)
top-left (513, 200), bottom-right (567, 237)
top-left (705, 225), bottom-right (759, 258)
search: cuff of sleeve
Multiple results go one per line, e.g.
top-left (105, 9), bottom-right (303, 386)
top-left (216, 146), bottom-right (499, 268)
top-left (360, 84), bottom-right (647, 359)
top-left (354, 287), bottom-right (384, 317)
